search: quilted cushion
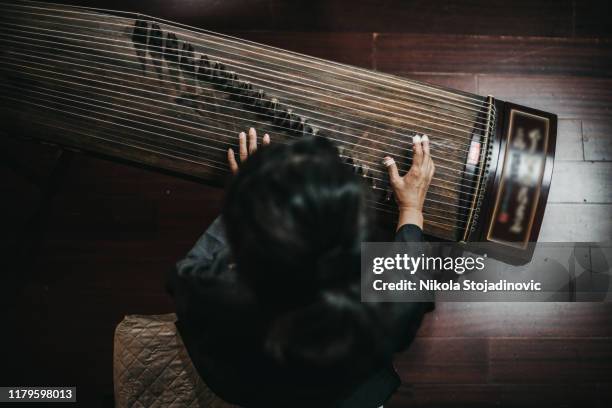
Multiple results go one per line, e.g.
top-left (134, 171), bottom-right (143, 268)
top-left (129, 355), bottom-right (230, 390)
top-left (113, 313), bottom-right (237, 408)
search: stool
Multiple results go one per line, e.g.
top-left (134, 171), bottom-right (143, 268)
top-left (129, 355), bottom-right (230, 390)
top-left (113, 313), bottom-right (236, 408)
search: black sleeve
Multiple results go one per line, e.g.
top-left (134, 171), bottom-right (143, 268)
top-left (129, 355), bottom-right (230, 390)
top-left (166, 216), bottom-right (232, 307)
top-left (389, 223), bottom-right (435, 352)
top-left (394, 223), bottom-right (424, 243)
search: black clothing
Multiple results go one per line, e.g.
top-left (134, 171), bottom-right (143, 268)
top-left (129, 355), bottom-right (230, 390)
top-left (167, 219), bottom-right (431, 408)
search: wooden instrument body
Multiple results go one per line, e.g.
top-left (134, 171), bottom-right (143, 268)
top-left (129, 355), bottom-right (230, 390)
top-left (0, 1), bottom-right (556, 263)
top-left (469, 100), bottom-right (557, 263)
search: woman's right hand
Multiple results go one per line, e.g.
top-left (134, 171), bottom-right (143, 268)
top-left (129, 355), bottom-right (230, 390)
top-left (383, 134), bottom-right (435, 230)
top-left (227, 127), bottom-right (270, 175)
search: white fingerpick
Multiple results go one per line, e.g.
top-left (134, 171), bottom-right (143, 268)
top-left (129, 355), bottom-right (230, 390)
top-left (413, 135), bottom-right (422, 144)
top-left (382, 157), bottom-right (395, 167)
top-left (421, 134), bottom-right (429, 143)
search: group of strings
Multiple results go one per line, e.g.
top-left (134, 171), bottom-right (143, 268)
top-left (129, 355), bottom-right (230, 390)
top-left (0, 1), bottom-right (495, 233)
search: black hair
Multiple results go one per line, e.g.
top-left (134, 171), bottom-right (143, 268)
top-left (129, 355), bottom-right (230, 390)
top-left (223, 136), bottom-right (389, 380)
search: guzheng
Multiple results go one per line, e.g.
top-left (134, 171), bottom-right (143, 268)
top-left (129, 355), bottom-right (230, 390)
top-left (0, 1), bottom-right (556, 263)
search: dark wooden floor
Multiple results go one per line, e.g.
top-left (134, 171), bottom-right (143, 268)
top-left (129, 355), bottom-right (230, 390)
top-left (1, 1), bottom-right (611, 407)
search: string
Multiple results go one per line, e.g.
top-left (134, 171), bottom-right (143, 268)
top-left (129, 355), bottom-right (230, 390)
top-left (0, 31), bottom-right (492, 178)
top-left (0, 15), bottom-right (492, 132)
top-left (0, 59), bottom-right (488, 215)
top-left (0, 93), bottom-right (230, 172)
top-left (0, 89), bottom-right (473, 226)
top-left (0, 35), bottom-right (483, 166)
top-left (0, 79), bottom-right (479, 218)
top-left (0, 22), bottom-right (492, 143)
top-left (366, 201), bottom-right (459, 232)
top-left (0, 78), bottom-right (462, 232)
top-left (4, 7), bottom-right (490, 124)
top-left (10, 0), bottom-right (492, 180)
top-left (0, 1), bottom-right (489, 111)
top-left (0, 79), bottom-right (479, 214)
top-left (0, 73), bottom-right (478, 208)
top-left (0, 2), bottom-right (498, 233)
top-left (0, 9), bottom-right (492, 180)
top-left (0, 60), bottom-right (486, 212)
top-left (0, 55), bottom-right (488, 194)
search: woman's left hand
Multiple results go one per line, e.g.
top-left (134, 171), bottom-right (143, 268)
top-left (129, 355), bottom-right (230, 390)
top-left (227, 127), bottom-right (271, 174)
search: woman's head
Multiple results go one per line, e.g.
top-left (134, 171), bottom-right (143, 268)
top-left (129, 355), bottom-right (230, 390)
top-left (224, 136), bottom-right (368, 303)
top-left (223, 136), bottom-right (387, 378)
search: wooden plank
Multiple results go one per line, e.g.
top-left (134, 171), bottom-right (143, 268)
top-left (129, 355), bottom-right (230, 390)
top-left (269, 0), bottom-right (574, 37)
top-left (29, 260), bottom-right (177, 294)
top-left (41, 192), bottom-right (223, 241)
top-left (477, 75), bottom-right (612, 119)
top-left (3, 287), bottom-right (171, 402)
top-left (1, 166), bottom-right (41, 231)
top-left (46, 153), bottom-right (227, 203)
top-left (397, 73), bottom-right (477, 94)
top-left (375, 34), bottom-right (612, 77)
top-left (583, 119), bottom-right (612, 161)
top-left (417, 303), bottom-right (612, 338)
top-left (555, 119), bottom-right (584, 161)
top-left (37, 236), bottom-right (189, 262)
top-left (538, 203), bottom-right (612, 242)
top-left (35, 0), bottom-right (612, 41)
top-left (388, 384), bottom-right (503, 408)
top-left (394, 338), bottom-right (489, 384)
top-left (43, 196), bottom-right (158, 239)
top-left (548, 161), bottom-right (612, 203)
top-left (1, 135), bottom-right (63, 183)
top-left (574, 0), bottom-right (612, 38)
top-left (39, 0), bottom-right (575, 37)
top-left (498, 383), bottom-right (611, 408)
top-left (387, 383), bottom-right (605, 408)
top-left (489, 338), bottom-right (612, 383)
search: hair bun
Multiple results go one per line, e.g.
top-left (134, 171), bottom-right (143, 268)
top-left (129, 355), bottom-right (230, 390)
top-left (264, 290), bottom-right (381, 377)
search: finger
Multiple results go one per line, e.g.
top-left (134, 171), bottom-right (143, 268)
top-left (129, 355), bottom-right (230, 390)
top-left (227, 148), bottom-right (239, 174)
top-left (421, 134), bottom-right (430, 157)
top-left (263, 133), bottom-right (270, 145)
top-left (383, 156), bottom-right (401, 185)
top-left (248, 127), bottom-right (257, 154)
top-left (423, 158), bottom-right (434, 180)
top-left (412, 134), bottom-right (423, 166)
top-left (422, 156), bottom-right (434, 182)
top-left (239, 131), bottom-right (248, 162)
top-left (421, 135), bottom-right (432, 176)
